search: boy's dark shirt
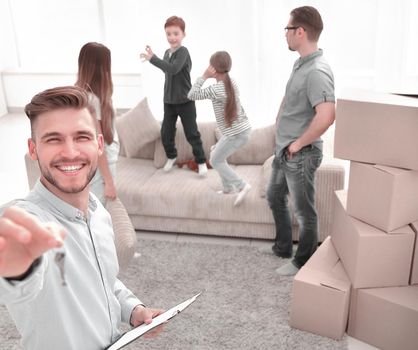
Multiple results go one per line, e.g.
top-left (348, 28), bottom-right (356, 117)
top-left (150, 46), bottom-right (192, 104)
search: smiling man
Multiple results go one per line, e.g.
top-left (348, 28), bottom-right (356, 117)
top-left (28, 98), bottom-right (101, 210)
top-left (0, 86), bottom-right (162, 350)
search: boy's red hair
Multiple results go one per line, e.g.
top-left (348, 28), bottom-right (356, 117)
top-left (164, 16), bottom-right (185, 32)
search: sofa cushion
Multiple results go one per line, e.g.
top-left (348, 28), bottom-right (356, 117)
top-left (133, 140), bottom-right (156, 160)
top-left (215, 124), bottom-right (275, 165)
top-left (131, 166), bottom-right (274, 224)
top-left (116, 98), bottom-right (160, 158)
top-left (118, 137), bottom-right (127, 157)
top-left (154, 121), bottom-right (217, 168)
top-left (118, 136), bottom-right (157, 159)
top-left (116, 157), bottom-right (157, 211)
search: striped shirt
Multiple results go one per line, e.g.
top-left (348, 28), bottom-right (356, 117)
top-left (188, 77), bottom-right (251, 137)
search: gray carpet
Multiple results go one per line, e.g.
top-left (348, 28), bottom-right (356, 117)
top-left (0, 238), bottom-right (348, 350)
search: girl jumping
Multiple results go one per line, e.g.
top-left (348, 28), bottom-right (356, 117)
top-left (188, 51), bottom-right (252, 206)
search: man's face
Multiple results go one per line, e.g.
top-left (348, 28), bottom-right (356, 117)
top-left (285, 18), bottom-right (299, 52)
top-left (165, 25), bottom-right (185, 50)
top-left (28, 107), bottom-right (103, 199)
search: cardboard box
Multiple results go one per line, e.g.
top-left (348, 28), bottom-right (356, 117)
top-left (334, 88), bottom-right (418, 170)
top-left (410, 221), bottom-right (418, 285)
top-left (348, 286), bottom-right (418, 350)
top-left (347, 162), bottom-right (418, 232)
top-left (331, 190), bottom-right (415, 288)
top-left (289, 236), bottom-right (351, 340)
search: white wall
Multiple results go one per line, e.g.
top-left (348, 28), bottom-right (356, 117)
top-left (101, 0), bottom-right (263, 124)
top-left (2, 71), bottom-right (143, 112)
top-left (0, 0), bottom-right (18, 116)
top-left (2, 0), bottom-right (418, 123)
top-left (0, 80), bottom-right (7, 117)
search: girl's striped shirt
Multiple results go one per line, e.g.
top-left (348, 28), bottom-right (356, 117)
top-left (188, 77), bottom-right (251, 137)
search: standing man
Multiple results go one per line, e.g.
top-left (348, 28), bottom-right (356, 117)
top-left (266, 6), bottom-right (335, 276)
top-left (0, 86), bottom-right (163, 349)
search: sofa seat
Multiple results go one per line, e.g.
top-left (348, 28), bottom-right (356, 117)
top-left (116, 157), bottom-right (157, 209)
top-left (116, 154), bottom-right (344, 241)
top-left (120, 163), bottom-right (273, 224)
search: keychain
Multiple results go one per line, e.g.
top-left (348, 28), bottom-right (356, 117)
top-left (54, 251), bottom-right (67, 286)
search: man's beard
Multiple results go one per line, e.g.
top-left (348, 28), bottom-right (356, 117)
top-left (39, 161), bottom-right (97, 194)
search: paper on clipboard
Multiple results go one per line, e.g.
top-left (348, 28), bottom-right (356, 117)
top-left (105, 291), bottom-right (203, 350)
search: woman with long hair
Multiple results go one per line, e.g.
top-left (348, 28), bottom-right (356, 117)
top-left (188, 51), bottom-right (252, 206)
top-left (76, 42), bottom-right (119, 205)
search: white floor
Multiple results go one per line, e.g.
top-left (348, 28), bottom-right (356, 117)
top-left (0, 112), bottom-right (378, 350)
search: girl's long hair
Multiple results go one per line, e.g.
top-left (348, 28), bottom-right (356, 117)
top-left (76, 42), bottom-right (114, 144)
top-left (210, 51), bottom-right (237, 127)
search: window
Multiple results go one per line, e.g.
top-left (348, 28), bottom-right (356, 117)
top-left (9, 0), bottom-right (100, 71)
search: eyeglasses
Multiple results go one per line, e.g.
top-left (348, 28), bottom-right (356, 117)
top-left (284, 26), bottom-right (300, 32)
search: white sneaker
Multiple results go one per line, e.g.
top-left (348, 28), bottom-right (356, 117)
top-left (234, 183), bottom-right (251, 206)
top-left (275, 262), bottom-right (299, 276)
top-left (163, 157), bottom-right (176, 172)
top-left (198, 163), bottom-right (208, 177)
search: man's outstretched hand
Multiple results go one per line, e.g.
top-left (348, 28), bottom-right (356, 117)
top-left (0, 206), bottom-right (66, 278)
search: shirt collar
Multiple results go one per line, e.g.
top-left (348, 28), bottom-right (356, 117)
top-left (33, 180), bottom-right (98, 221)
top-left (294, 49), bottom-right (323, 69)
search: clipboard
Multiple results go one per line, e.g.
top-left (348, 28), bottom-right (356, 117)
top-left (105, 291), bottom-right (203, 350)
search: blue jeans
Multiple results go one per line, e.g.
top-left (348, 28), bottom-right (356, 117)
top-left (266, 145), bottom-right (322, 268)
top-left (210, 129), bottom-right (251, 192)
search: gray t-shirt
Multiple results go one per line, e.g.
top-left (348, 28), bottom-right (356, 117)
top-left (275, 49), bottom-right (335, 157)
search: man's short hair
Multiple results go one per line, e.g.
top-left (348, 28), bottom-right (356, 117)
top-left (290, 6), bottom-right (323, 42)
top-left (164, 16), bottom-right (186, 32)
top-left (25, 86), bottom-right (96, 139)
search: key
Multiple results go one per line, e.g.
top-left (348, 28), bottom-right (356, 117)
top-left (54, 251), bottom-right (67, 286)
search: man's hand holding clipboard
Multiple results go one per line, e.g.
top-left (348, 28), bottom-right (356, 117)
top-left (105, 291), bottom-right (204, 350)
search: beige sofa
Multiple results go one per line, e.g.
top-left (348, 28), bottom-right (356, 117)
top-left (112, 98), bottom-right (345, 242)
top-left (24, 98), bottom-right (345, 257)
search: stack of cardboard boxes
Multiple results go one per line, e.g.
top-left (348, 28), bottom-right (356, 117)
top-left (289, 89), bottom-right (418, 349)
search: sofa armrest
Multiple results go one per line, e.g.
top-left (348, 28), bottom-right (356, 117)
top-left (315, 164), bottom-right (345, 242)
top-left (106, 197), bottom-right (137, 272)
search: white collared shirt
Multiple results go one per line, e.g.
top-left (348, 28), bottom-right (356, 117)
top-left (0, 181), bottom-right (142, 350)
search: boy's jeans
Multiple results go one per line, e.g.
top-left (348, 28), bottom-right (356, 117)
top-left (162, 102), bottom-right (206, 164)
top-left (266, 145), bottom-right (322, 268)
top-left (210, 129), bottom-right (251, 192)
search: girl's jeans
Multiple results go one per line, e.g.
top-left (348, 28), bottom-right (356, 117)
top-left (210, 128), bottom-right (251, 192)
